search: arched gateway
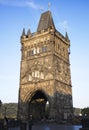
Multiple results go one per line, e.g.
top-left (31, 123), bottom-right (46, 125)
top-left (18, 11), bottom-right (73, 122)
top-left (28, 90), bottom-right (49, 120)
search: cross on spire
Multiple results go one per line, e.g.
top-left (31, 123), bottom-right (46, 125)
top-left (48, 2), bottom-right (51, 10)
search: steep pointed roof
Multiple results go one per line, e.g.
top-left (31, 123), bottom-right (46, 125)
top-left (65, 32), bottom-right (70, 41)
top-left (37, 11), bottom-right (55, 32)
top-left (22, 28), bottom-right (25, 36)
top-left (27, 28), bottom-right (31, 36)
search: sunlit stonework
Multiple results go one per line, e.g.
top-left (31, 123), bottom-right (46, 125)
top-left (18, 11), bottom-right (73, 122)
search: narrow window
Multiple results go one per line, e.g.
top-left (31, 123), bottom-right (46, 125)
top-left (35, 70), bottom-right (39, 78)
top-left (42, 46), bottom-right (47, 52)
top-left (28, 74), bottom-right (32, 81)
top-left (30, 49), bottom-right (34, 55)
top-left (40, 72), bottom-right (44, 79)
top-left (37, 47), bottom-right (40, 53)
top-left (34, 47), bottom-right (36, 54)
top-left (32, 71), bottom-right (34, 77)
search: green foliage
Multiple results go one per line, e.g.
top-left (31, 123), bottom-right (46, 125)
top-left (81, 107), bottom-right (89, 117)
top-left (0, 100), bottom-right (2, 108)
top-left (72, 116), bottom-right (82, 125)
top-left (73, 107), bottom-right (82, 116)
top-left (0, 103), bottom-right (18, 119)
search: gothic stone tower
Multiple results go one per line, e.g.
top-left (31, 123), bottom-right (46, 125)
top-left (18, 11), bottom-right (73, 121)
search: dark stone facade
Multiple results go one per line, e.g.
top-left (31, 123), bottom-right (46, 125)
top-left (18, 11), bottom-right (73, 122)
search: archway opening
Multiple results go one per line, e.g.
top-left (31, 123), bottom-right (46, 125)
top-left (29, 90), bottom-right (49, 120)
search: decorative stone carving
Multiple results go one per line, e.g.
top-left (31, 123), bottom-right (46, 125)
top-left (18, 11), bottom-right (73, 122)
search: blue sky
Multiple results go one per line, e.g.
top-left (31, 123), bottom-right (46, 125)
top-left (0, 0), bottom-right (89, 108)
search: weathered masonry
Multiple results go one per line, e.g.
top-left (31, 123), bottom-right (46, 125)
top-left (18, 11), bottom-right (73, 122)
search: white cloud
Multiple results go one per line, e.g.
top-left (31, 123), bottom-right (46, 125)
top-left (26, 1), bottom-right (38, 9)
top-left (0, 0), bottom-right (43, 10)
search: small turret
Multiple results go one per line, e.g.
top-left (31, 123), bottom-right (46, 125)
top-left (65, 31), bottom-right (70, 41)
top-left (21, 28), bottom-right (26, 39)
top-left (65, 32), bottom-right (71, 54)
top-left (27, 28), bottom-right (31, 37)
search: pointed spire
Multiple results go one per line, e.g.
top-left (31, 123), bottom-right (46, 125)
top-left (37, 11), bottom-right (55, 32)
top-left (22, 28), bottom-right (25, 36)
top-left (21, 28), bottom-right (26, 38)
top-left (65, 32), bottom-right (70, 41)
top-left (27, 28), bottom-right (31, 37)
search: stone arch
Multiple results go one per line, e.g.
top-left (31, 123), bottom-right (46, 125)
top-left (24, 88), bottom-right (38, 102)
top-left (27, 89), bottom-right (50, 120)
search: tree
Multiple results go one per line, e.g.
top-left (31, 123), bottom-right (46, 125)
top-left (0, 100), bottom-right (2, 108)
top-left (81, 107), bottom-right (89, 117)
